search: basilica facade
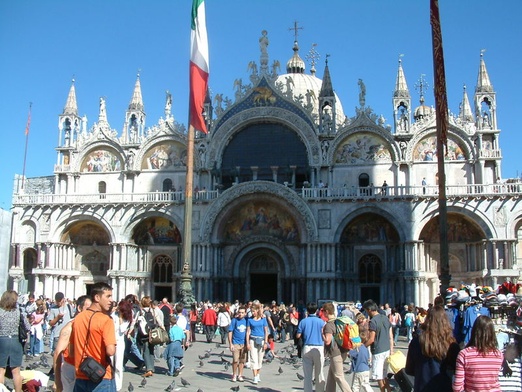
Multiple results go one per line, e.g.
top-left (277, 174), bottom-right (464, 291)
top-left (9, 33), bottom-right (522, 307)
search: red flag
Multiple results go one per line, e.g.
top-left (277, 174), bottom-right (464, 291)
top-left (25, 103), bottom-right (32, 136)
top-left (189, 0), bottom-right (209, 133)
top-left (430, 0), bottom-right (448, 150)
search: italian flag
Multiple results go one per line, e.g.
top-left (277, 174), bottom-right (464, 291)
top-left (189, 0), bottom-right (209, 133)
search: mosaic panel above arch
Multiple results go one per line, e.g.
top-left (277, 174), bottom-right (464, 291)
top-left (141, 142), bottom-right (187, 170)
top-left (222, 201), bottom-right (299, 244)
top-left (61, 222), bottom-right (110, 245)
top-left (419, 214), bottom-right (485, 242)
top-left (341, 213), bottom-right (399, 243)
top-left (81, 149), bottom-right (122, 172)
top-left (413, 135), bottom-right (467, 162)
top-left (335, 132), bottom-right (392, 164)
top-left (132, 217), bottom-right (182, 245)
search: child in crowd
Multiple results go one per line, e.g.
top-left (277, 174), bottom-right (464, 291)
top-left (263, 334), bottom-right (279, 362)
top-left (163, 316), bottom-right (185, 376)
top-left (349, 332), bottom-right (373, 392)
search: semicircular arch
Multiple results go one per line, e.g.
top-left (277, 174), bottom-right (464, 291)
top-left (330, 126), bottom-right (400, 165)
top-left (229, 237), bottom-right (296, 277)
top-left (207, 107), bottom-right (320, 168)
top-left (200, 181), bottom-right (318, 243)
top-left (74, 141), bottom-right (125, 173)
top-left (334, 206), bottom-right (406, 243)
top-left (51, 214), bottom-right (115, 244)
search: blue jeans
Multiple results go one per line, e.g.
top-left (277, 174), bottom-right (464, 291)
top-left (29, 334), bottom-right (41, 355)
top-left (124, 336), bottom-right (144, 368)
top-left (73, 378), bottom-right (116, 392)
top-left (167, 356), bottom-right (183, 374)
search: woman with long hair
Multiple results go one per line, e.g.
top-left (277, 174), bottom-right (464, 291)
top-left (0, 290), bottom-right (31, 392)
top-left (452, 315), bottom-right (503, 392)
top-left (246, 303), bottom-right (268, 384)
top-left (388, 307), bottom-right (402, 345)
top-left (113, 300), bottom-right (134, 391)
top-left (405, 305), bottom-right (460, 392)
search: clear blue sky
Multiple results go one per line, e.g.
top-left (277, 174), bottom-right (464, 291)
top-left (1, 0), bottom-right (521, 210)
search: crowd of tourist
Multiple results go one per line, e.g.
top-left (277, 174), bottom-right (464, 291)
top-left (0, 286), bottom-right (520, 392)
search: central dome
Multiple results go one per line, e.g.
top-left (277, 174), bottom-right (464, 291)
top-left (275, 40), bottom-right (345, 128)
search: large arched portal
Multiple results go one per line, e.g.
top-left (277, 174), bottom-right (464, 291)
top-left (240, 247), bottom-right (284, 303)
top-left (340, 212), bottom-right (400, 303)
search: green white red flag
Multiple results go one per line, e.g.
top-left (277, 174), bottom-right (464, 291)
top-left (189, 0), bottom-right (209, 133)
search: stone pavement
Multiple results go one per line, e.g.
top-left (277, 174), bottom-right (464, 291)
top-left (14, 335), bottom-right (410, 392)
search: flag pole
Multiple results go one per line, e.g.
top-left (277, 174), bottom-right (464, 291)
top-left (21, 102), bottom-right (32, 190)
top-left (430, 0), bottom-right (451, 296)
top-left (179, 124), bottom-right (196, 306)
top-left (180, 0), bottom-right (209, 306)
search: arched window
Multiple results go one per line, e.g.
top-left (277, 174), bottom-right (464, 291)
top-left (98, 181), bottom-right (106, 199)
top-left (163, 179), bottom-right (173, 192)
top-left (359, 254), bottom-right (382, 284)
top-left (358, 173), bottom-right (370, 187)
top-left (152, 255), bottom-right (174, 283)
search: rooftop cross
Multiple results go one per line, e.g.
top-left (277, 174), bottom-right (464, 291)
top-left (288, 20), bottom-right (303, 42)
top-left (414, 74), bottom-right (429, 103)
top-left (305, 43), bottom-right (319, 73)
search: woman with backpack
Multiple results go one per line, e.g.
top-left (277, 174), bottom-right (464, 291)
top-left (136, 296), bottom-right (164, 377)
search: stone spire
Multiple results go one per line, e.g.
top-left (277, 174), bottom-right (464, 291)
top-left (129, 72), bottom-right (144, 111)
top-left (124, 72), bottom-right (146, 143)
top-left (393, 56), bottom-right (411, 133)
top-left (59, 78), bottom-right (81, 147)
top-left (459, 84), bottom-right (474, 123)
top-left (319, 56), bottom-right (336, 134)
top-left (394, 56), bottom-right (410, 99)
top-left (476, 50), bottom-right (493, 93)
top-left (474, 50), bottom-right (496, 130)
top-left (319, 56), bottom-right (334, 98)
top-left (63, 78), bottom-right (78, 116)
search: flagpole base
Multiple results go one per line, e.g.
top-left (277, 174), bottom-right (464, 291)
top-left (178, 263), bottom-right (196, 308)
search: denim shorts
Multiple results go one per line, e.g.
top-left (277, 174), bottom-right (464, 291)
top-left (0, 336), bottom-right (24, 368)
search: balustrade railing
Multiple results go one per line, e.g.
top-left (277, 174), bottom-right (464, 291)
top-left (12, 182), bottom-right (521, 206)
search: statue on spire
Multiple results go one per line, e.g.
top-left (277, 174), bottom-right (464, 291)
top-left (259, 30), bottom-right (269, 75)
top-left (165, 90), bottom-right (172, 118)
top-left (98, 97), bottom-right (107, 123)
top-left (358, 79), bottom-right (366, 107)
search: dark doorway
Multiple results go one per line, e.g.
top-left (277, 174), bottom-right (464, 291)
top-left (250, 273), bottom-right (277, 303)
top-left (155, 286), bottom-right (173, 302)
top-left (360, 286), bottom-right (380, 304)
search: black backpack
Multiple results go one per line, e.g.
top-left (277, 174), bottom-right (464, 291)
top-left (139, 309), bottom-right (157, 339)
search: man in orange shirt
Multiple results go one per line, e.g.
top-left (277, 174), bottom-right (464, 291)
top-left (71, 282), bottom-right (116, 392)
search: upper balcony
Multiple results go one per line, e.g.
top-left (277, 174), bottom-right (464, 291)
top-left (12, 182), bottom-right (522, 207)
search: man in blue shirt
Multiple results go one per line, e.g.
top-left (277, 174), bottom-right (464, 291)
top-left (296, 302), bottom-right (326, 392)
top-left (228, 306), bottom-right (248, 382)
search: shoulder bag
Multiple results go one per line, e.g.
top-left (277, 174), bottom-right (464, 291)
top-left (79, 310), bottom-right (107, 383)
top-left (149, 326), bottom-right (170, 345)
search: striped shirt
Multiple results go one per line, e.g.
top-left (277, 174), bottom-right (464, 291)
top-left (453, 346), bottom-right (503, 392)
